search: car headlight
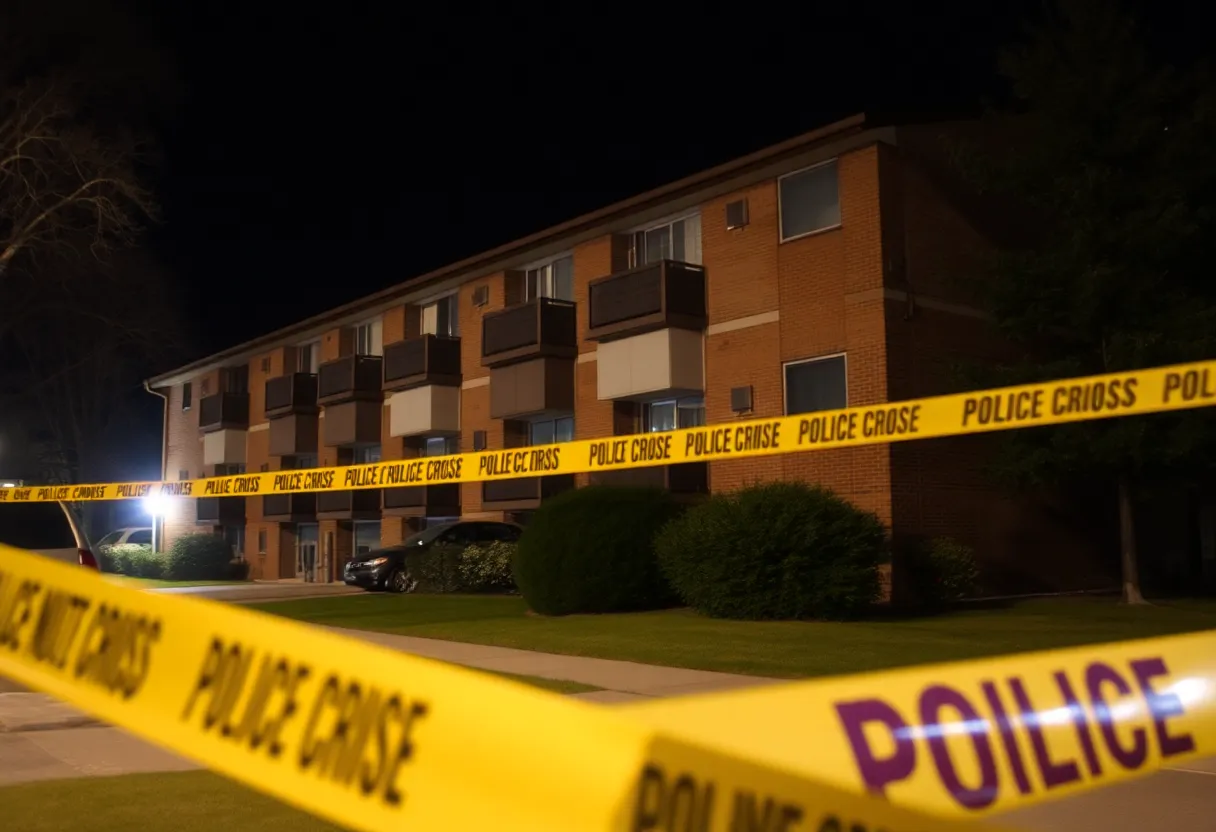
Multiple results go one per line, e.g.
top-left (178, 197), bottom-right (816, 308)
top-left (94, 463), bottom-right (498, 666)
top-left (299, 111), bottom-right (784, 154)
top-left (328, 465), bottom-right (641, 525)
top-left (368, 557), bottom-right (388, 566)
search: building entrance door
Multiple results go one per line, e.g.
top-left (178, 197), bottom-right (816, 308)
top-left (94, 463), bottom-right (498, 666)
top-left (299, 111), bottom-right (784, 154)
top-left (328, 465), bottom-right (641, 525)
top-left (297, 523), bottom-right (319, 582)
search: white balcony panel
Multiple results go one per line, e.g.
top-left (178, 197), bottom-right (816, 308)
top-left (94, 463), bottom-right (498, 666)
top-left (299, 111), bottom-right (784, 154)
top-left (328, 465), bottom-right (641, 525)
top-left (202, 429), bottom-right (247, 466)
top-left (596, 328), bottom-right (704, 401)
top-left (389, 385), bottom-right (460, 437)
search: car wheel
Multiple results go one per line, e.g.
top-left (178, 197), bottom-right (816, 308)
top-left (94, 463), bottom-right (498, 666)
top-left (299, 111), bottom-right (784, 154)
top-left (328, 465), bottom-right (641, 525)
top-left (387, 568), bottom-right (417, 594)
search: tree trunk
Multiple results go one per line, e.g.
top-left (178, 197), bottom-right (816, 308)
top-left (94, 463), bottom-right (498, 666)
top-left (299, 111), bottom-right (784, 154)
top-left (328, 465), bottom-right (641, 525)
top-left (1118, 473), bottom-right (1147, 605)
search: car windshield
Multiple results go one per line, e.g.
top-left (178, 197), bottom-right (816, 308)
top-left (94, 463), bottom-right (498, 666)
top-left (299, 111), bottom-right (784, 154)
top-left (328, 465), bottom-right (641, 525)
top-left (0, 502), bottom-right (78, 550)
top-left (401, 523), bottom-right (456, 548)
top-left (96, 530), bottom-right (124, 547)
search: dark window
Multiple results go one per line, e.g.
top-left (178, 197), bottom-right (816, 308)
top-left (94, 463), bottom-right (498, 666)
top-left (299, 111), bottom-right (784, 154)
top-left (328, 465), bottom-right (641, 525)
top-left (785, 355), bottom-right (848, 415)
top-left (179, 469), bottom-right (189, 481)
top-left (258, 529), bottom-right (268, 554)
top-left (0, 503), bottom-right (78, 550)
top-left (182, 383), bottom-right (192, 410)
top-left (127, 529), bottom-right (152, 545)
top-left (779, 161), bottom-right (841, 241)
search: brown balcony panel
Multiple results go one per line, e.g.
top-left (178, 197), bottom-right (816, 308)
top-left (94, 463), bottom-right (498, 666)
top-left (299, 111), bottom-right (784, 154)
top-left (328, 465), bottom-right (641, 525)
top-left (196, 496), bottom-right (246, 525)
top-left (383, 335), bottom-right (462, 392)
top-left (265, 373), bottom-right (318, 418)
top-left (198, 393), bottom-right (250, 433)
top-left (589, 462), bottom-right (709, 496)
top-left (322, 400), bottom-right (381, 447)
top-left (489, 357), bottom-right (574, 420)
top-left (262, 493), bottom-right (317, 522)
top-left (317, 355), bottom-right (384, 405)
top-left (481, 298), bottom-right (577, 368)
top-left (316, 490), bottom-right (381, 520)
top-left (587, 260), bottom-right (708, 342)
top-left (481, 474), bottom-right (575, 511)
top-left (269, 413), bottom-right (319, 457)
top-left (382, 484), bottom-right (461, 517)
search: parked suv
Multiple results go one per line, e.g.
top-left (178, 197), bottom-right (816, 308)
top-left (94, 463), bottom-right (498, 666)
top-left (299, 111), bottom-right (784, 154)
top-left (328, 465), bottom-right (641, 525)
top-left (95, 527), bottom-right (153, 548)
top-left (344, 520), bottom-right (522, 593)
top-left (0, 501), bottom-right (99, 569)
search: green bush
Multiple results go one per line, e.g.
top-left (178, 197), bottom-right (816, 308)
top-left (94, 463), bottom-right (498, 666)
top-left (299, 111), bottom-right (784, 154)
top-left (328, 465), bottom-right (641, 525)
top-left (656, 481), bottom-right (887, 620)
top-left (459, 541), bottom-right (517, 592)
top-left (513, 485), bottom-right (682, 615)
top-left (98, 543), bottom-right (161, 577)
top-left (166, 533), bottom-right (233, 581)
top-left (906, 536), bottom-right (981, 608)
top-left (406, 543), bottom-right (465, 593)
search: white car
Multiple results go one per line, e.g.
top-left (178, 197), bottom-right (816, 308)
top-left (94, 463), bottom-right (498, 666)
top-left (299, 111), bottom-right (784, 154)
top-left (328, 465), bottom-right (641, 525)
top-left (95, 527), bottom-right (153, 548)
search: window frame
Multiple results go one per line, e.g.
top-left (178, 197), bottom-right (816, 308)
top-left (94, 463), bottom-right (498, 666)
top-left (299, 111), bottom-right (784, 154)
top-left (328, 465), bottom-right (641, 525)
top-left (782, 352), bottom-right (849, 416)
top-left (528, 415), bottom-right (575, 446)
top-left (353, 318), bottom-right (383, 356)
top-left (296, 340), bottom-right (321, 374)
top-left (642, 396), bottom-right (706, 433)
top-left (522, 253), bottom-right (575, 302)
top-left (627, 212), bottom-right (703, 268)
top-left (422, 293), bottom-right (460, 337)
top-left (353, 445), bottom-right (382, 465)
top-left (181, 382), bottom-right (192, 411)
top-left (777, 159), bottom-right (842, 243)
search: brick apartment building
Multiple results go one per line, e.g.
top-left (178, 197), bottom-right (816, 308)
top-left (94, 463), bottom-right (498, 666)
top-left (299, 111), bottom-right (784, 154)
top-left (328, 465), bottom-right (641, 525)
top-left (145, 114), bottom-right (1110, 591)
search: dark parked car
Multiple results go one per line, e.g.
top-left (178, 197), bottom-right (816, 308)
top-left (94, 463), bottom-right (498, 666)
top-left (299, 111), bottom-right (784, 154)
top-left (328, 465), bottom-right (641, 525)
top-left (343, 520), bottom-right (522, 593)
top-left (0, 500), bottom-right (99, 570)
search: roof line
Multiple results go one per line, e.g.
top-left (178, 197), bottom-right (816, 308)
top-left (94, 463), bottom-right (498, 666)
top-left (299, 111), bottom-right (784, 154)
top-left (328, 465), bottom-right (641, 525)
top-left (148, 112), bottom-right (869, 386)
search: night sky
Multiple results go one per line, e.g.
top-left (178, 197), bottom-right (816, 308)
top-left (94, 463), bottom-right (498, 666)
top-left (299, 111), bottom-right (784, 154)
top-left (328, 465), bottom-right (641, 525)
top-left (152, 1), bottom-right (1050, 358)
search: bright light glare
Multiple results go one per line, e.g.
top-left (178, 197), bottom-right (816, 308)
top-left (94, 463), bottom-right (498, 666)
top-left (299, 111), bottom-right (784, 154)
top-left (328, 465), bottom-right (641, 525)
top-left (1, 482), bottom-right (15, 488)
top-left (142, 494), bottom-right (174, 517)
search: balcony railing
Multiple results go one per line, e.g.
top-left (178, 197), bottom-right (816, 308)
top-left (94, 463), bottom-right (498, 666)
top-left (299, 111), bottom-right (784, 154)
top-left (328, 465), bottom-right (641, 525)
top-left (318, 355), bottom-right (383, 405)
top-left (587, 260), bottom-right (707, 342)
top-left (198, 393), bottom-right (250, 433)
top-left (589, 462), bottom-right (709, 495)
top-left (383, 335), bottom-right (462, 392)
top-left (262, 493), bottom-right (317, 521)
top-left (316, 489), bottom-right (381, 518)
top-left (481, 298), bottom-right (577, 368)
top-left (382, 483), bottom-right (461, 515)
top-left (482, 474), bottom-right (575, 507)
top-left (196, 496), bottom-right (246, 525)
top-left (264, 373), bottom-right (318, 418)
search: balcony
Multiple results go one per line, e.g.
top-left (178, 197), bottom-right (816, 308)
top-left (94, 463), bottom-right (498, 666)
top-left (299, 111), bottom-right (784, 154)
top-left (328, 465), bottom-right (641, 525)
top-left (322, 399), bottom-right (381, 448)
top-left (317, 355), bottom-right (383, 406)
top-left (383, 335), bottom-right (462, 393)
top-left (589, 462), bottom-right (709, 500)
top-left (382, 484), bottom-right (461, 517)
top-left (596, 327), bottom-right (704, 402)
top-left (388, 384), bottom-right (460, 437)
top-left (264, 373), bottom-right (318, 419)
top-left (481, 298), bottom-right (577, 369)
top-left (198, 393), bottom-right (249, 433)
top-left (316, 489), bottom-right (381, 520)
top-left (489, 358), bottom-right (574, 420)
top-left (269, 412), bottom-right (319, 457)
top-left (482, 474), bottom-right (575, 512)
top-left (587, 260), bottom-right (707, 342)
top-left (195, 496), bottom-right (246, 525)
top-left (262, 493), bottom-right (317, 523)
top-left (202, 428), bottom-right (247, 467)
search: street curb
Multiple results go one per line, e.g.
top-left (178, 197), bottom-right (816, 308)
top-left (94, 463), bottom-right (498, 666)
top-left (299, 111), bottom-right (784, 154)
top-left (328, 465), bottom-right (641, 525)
top-left (0, 716), bottom-right (104, 733)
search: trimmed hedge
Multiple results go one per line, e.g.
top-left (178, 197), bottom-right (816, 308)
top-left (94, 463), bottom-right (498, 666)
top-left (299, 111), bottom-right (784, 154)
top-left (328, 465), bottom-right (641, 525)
top-left (513, 486), bottom-right (683, 615)
top-left (99, 543), bottom-right (165, 579)
top-left (459, 542), bottom-right (516, 592)
top-left (656, 481), bottom-right (887, 620)
top-left (406, 543), bottom-right (465, 593)
top-left (905, 536), bottom-right (981, 608)
top-left (166, 533), bottom-right (235, 581)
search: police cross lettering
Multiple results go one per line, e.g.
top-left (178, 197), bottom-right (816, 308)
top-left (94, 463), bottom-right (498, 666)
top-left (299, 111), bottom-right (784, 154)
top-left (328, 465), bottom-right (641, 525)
top-left (835, 656), bottom-right (1195, 811)
top-left (684, 422), bottom-right (783, 459)
top-left (589, 435), bottom-right (674, 468)
top-left (633, 764), bottom-right (806, 832)
top-left (273, 470), bottom-right (336, 493)
top-left (181, 635), bottom-right (429, 809)
top-left (961, 378), bottom-right (1138, 429)
top-left (0, 568), bottom-right (161, 700)
top-left (797, 405), bottom-right (922, 447)
top-left (477, 447), bottom-right (562, 478)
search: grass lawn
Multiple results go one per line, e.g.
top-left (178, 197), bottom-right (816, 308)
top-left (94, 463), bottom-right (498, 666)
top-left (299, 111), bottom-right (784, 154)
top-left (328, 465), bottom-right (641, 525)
top-left (253, 593), bottom-right (1216, 679)
top-left (102, 575), bottom-right (246, 589)
top-left (2, 771), bottom-right (341, 831)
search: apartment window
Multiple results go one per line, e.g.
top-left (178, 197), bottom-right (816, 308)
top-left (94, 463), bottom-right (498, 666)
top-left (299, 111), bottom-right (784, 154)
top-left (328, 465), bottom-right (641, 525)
top-left (178, 469), bottom-right (189, 481)
top-left (215, 463), bottom-right (247, 476)
top-left (291, 454), bottom-right (318, 470)
top-left (779, 160), bottom-right (841, 241)
top-left (524, 255), bottom-right (574, 302)
top-left (354, 520), bottom-right (381, 557)
top-left (630, 215), bottom-right (702, 267)
top-left (181, 382), bottom-right (192, 410)
top-left (643, 396), bottom-right (706, 432)
top-left (296, 341), bottom-right (320, 374)
top-left (528, 416), bottom-right (574, 446)
top-left (223, 365), bottom-right (249, 394)
top-left (353, 445), bottom-right (382, 465)
top-left (424, 436), bottom-right (458, 456)
top-left (422, 294), bottom-right (460, 337)
top-left (354, 319), bottom-right (383, 356)
top-left (784, 354), bottom-right (848, 415)
top-left (257, 529), bottom-right (268, 555)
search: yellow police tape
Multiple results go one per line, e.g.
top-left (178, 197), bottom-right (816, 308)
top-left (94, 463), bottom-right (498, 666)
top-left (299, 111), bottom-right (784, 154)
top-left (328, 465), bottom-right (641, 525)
top-left (3, 360), bottom-right (1216, 503)
top-left (0, 543), bottom-right (1018, 832)
top-left (622, 630), bottom-right (1216, 820)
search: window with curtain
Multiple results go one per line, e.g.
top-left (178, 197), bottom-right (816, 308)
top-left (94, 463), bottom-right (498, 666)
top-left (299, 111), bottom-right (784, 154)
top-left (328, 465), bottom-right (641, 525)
top-left (631, 214), bottom-right (702, 267)
top-left (524, 255), bottom-right (574, 302)
top-left (422, 295), bottom-right (460, 337)
top-left (642, 396), bottom-right (706, 432)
